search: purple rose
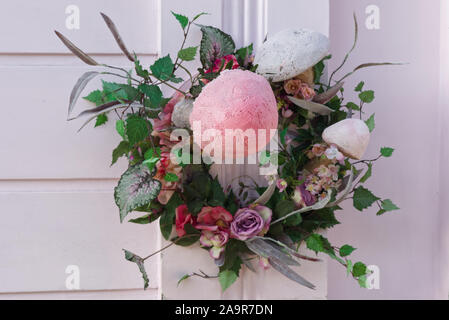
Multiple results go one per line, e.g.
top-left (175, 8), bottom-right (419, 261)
top-left (230, 206), bottom-right (272, 241)
top-left (292, 184), bottom-right (316, 207)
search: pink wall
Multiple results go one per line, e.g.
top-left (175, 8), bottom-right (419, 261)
top-left (328, 0), bottom-right (445, 299)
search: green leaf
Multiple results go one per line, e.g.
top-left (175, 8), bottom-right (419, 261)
top-left (365, 114), bottom-right (375, 132)
top-left (173, 233), bottom-right (201, 247)
top-left (352, 261), bottom-right (367, 277)
top-left (177, 274), bottom-right (191, 286)
top-left (199, 25), bottom-right (235, 68)
top-left (346, 259), bottom-right (353, 276)
top-left (380, 147), bottom-right (394, 157)
top-left (339, 245), bottom-right (356, 257)
top-left (208, 177), bottom-right (226, 206)
top-left (150, 55), bottom-right (175, 81)
top-left (353, 186), bottom-right (380, 211)
top-left (111, 140), bottom-right (130, 166)
top-left (313, 55), bottom-right (331, 83)
top-left (346, 102), bottom-right (360, 111)
top-left (128, 213), bottom-right (159, 224)
top-left (355, 81), bottom-right (365, 92)
top-left (178, 46), bottom-right (198, 61)
top-left (114, 163), bottom-right (161, 222)
top-left (164, 172), bottom-right (179, 182)
top-left (219, 270), bottom-right (238, 292)
top-left (358, 274), bottom-right (368, 288)
top-left (134, 57), bottom-right (149, 79)
top-left (359, 90), bottom-right (375, 103)
top-left (192, 12), bottom-right (209, 21)
top-left (218, 255), bottom-right (242, 292)
top-left (94, 113), bottom-right (108, 127)
top-left (84, 90), bottom-right (104, 106)
top-left (138, 84), bottom-right (162, 108)
top-left (123, 249), bottom-right (149, 289)
top-left (116, 119), bottom-right (125, 138)
top-left (159, 193), bottom-right (183, 240)
top-left (171, 11), bottom-right (188, 29)
top-left (126, 115), bottom-right (149, 146)
top-left (102, 81), bottom-right (139, 101)
top-left (381, 199), bottom-right (399, 212)
top-left (359, 163), bottom-right (372, 183)
top-left (235, 44), bottom-right (253, 66)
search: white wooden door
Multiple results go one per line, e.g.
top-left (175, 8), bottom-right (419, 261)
top-left (0, 0), bottom-right (329, 299)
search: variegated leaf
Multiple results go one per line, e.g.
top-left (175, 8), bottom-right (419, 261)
top-left (115, 163), bottom-right (162, 223)
top-left (54, 31), bottom-right (98, 65)
top-left (269, 256), bottom-right (315, 290)
top-left (100, 13), bottom-right (135, 62)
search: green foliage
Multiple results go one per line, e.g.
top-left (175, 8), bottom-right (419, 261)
top-left (199, 25), bottom-right (235, 68)
top-left (209, 177), bottom-right (226, 206)
top-left (84, 90), bottom-right (104, 106)
top-left (355, 81), bottom-right (365, 92)
top-left (365, 114), bottom-right (375, 132)
top-left (352, 261), bottom-right (367, 277)
top-left (94, 113), bottom-right (108, 127)
top-left (380, 147), bottom-right (395, 157)
top-left (377, 199), bottom-right (399, 215)
top-left (353, 186), bottom-right (380, 211)
top-left (115, 119), bottom-right (125, 138)
top-left (218, 240), bottom-right (244, 291)
top-left (171, 11), bottom-right (189, 29)
top-left (134, 57), bottom-right (149, 79)
top-left (313, 55), bottom-right (331, 83)
top-left (138, 84), bottom-right (163, 108)
top-left (339, 245), bottom-right (356, 257)
top-left (359, 163), bottom-right (372, 183)
top-left (111, 141), bottom-right (130, 166)
top-left (359, 90), bottom-right (375, 103)
top-left (114, 163), bottom-right (162, 222)
top-left (164, 172), bottom-right (179, 182)
top-left (150, 55), bottom-right (175, 81)
top-left (159, 193), bottom-right (183, 240)
top-left (128, 213), bottom-right (160, 225)
top-left (235, 44), bottom-right (253, 66)
top-left (346, 102), bottom-right (360, 111)
top-left (125, 115), bottom-right (150, 146)
top-left (178, 46), bottom-right (198, 61)
top-left (123, 249), bottom-right (149, 289)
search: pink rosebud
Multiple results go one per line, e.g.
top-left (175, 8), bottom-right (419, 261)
top-left (276, 179), bottom-right (288, 192)
top-left (195, 206), bottom-right (233, 231)
top-left (282, 108), bottom-right (294, 118)
top-left (259, 256), bottom-right (270, 270)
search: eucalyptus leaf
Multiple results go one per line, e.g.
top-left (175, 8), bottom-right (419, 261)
top-left (269, 256), bottom-right (315, 290)
top-left (252, 177), bottom-right (277, 205)
top-left (313, 82), bottom-right (345, 105)
top-left (245, 238), bottom-right (299, 266)
top-left (114, 163), bottom-right (161, 222)
top-left (68, 71), bottom-right (100, 118)
top-left (288, 96), bottom-right (334, 116)
top-left (54, 31), bottom-right (98, 65)
top-left (100, 13), bottom-right (135, 62)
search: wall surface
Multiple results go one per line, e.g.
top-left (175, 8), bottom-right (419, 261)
top-left (328, 0), bottom-right (445, 299)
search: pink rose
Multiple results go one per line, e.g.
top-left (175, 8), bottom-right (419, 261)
top-left (195, 206), bottom-right (233, 231)
top-left (283, 79), bottom-right (302, 95)
top-left (175, 204), bottom-right (195, 237)
top-left (200, 230), bottom-right (229, 259)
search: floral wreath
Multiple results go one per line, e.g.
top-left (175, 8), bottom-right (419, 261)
top-left (56, 12), bottom-right (400, 291)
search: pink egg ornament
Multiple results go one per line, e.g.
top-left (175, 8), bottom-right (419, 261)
top-left (322, 119), bottom-right (370, 160)
top-left (189, 69), bottom-right (278, 160)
